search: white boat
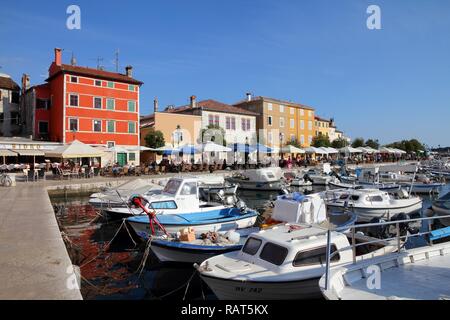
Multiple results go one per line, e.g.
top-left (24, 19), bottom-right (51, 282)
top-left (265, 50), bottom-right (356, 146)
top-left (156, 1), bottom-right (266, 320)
top-left (329, 180), bottom-right (401, 192)
top-left (283, 171), bottom-right (313, 187)
top-left (304, 168), bottom-right (337, 185)
top-left (399, 182), bottom-right (444, 194)
top-left (103, 177), bottom-right (238, 217)
top-left (320, 241), bottom-right (450, 300)
top-left (196, 224), bottom-right (398, 300)
top-left (324, 188), bottom-right (423, 222)
top-left (225, 168), bottom-right (289, 191)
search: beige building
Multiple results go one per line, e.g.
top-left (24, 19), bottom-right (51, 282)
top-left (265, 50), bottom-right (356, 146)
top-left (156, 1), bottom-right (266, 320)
top-left (234, 94), bottom-right (315, 147)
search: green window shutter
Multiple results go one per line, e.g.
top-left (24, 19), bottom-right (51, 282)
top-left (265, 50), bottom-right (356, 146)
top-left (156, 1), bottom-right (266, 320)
top-left (106, 99), bottom-right (115, 110)
top-left (128, 101), bottom-right (136, 112)
top-left (128, 122), bottom-right (136, 133)
top-left (107, 81), bottom-right (114, 88)
top-left (107, 121), bottom-right (115, 133)
top-left (128, 84), bottom-right (135, 91)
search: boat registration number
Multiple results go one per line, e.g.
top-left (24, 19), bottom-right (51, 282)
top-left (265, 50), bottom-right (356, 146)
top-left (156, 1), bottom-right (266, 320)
top-left (235, 287), bottom-right (262, 294)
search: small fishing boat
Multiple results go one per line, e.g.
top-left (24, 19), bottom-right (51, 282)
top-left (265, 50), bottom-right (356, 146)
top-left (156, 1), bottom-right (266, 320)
top-left (102, 177), bottom-right (238, 217)
top-left (303, 168), bottom-right (337, 185)
top-left (432, 191), bottom-right (450, 226)
top-left (196, 223), bottom-right (398, 300)
top-left (324, 188), bottom-right (423, 222)
top-left (328, 180), bottom-right (401, 192)
top-left (399, 182), bottom-right (444, 194)
top-left (283, 171), bottom-right (312, 187)
top-left (225, 168), bottom-right (289, 192)
top-left (127, 206), bottom-right (259, 238)
top-left (149, 227), bottom-right (259, 264)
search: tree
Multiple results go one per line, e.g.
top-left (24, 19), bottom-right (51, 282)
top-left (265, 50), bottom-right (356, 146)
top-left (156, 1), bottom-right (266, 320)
top-left (365, 139), bottom-right (380, 150)
top-left (312, 135), bottom-right (331, 148)
top-left (351, 137), bottom-right (365, 148)
top-left (385, 139), bottom-right (425, 154)
top-left (331, 137), bottom-right (349, 149)
top-left (144, 128), bottom-right (165, 150)
top-left (286, 138), bottom-right (303, 149)
top-left (199, 124), bottom-right (227, 146)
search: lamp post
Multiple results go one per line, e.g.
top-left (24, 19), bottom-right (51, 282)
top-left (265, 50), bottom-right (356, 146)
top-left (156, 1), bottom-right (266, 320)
top-left (279, 132), bottom-right (283, 166)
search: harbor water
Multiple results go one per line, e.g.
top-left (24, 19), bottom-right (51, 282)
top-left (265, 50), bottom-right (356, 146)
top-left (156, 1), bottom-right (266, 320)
top-left (51, 184), bottom-right (450, 300)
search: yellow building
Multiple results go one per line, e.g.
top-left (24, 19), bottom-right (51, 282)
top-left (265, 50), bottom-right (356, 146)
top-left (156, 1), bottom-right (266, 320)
top-left (314, 116), bottom-right (331, 138)
top-left (234, 95), bottom-right (315, 147)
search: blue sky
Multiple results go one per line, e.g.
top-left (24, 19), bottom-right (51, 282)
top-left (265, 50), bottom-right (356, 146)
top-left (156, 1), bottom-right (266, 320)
top-left (1, 0), bottom-right (449, 147)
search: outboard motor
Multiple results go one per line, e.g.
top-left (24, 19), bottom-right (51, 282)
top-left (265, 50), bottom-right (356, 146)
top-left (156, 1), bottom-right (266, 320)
top-left (367, 217), bottom-right (388, 239)
top-left (236, 199), bottom-right (247, 213)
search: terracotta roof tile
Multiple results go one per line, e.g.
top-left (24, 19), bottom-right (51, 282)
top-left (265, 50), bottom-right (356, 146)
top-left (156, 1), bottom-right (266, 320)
top-left (234, 96), bottom-right (315, 111)
top-left (171, 99), bottom-right (259, 116)
top-left (47, 64), bottom-right (143, 85)
top-left (0, 76), bottom-right (20, 91)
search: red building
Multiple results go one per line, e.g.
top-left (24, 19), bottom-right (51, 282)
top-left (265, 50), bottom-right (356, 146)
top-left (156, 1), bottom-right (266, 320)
top-left (23, 48), bottom-right (143, 165)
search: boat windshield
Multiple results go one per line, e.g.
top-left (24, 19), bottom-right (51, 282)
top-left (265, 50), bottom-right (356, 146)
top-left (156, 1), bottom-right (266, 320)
top-left (242, 237), bottom-right (262, 255)
top-left (163, 179), bottom-right (182, 195)
top-left (259, 242), bottom-right (288, 266)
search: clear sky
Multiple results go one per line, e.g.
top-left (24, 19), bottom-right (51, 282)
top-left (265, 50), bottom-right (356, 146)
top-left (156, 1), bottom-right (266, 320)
top-left (1, 0), bottom-right (449, 147)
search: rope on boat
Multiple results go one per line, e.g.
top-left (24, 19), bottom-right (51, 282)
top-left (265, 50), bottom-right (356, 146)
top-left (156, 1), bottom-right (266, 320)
top-left (135, 237), bottom-right (153, 278)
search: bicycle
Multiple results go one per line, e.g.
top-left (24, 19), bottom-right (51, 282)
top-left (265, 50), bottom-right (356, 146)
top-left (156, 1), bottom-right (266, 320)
top-left (0, 172), bottom-right (12, 187)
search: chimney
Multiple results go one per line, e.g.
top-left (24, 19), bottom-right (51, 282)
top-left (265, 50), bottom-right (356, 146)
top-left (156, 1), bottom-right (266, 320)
top-left (154, 98), bottom-right (159, 113)
top-left (246, 92), bottom-right (252, 101)
top-left (190, 95), bottom-right (197, 108)
top-left (21, 74), bottom-right (30, 93)
top-left (54, 48), bottom-right (62, 66)
top-left (125, 65), bottom-right (133, 77)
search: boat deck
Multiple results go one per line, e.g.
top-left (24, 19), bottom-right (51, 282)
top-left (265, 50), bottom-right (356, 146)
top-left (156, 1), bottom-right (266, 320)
top-left (337, 250), bottom-right (450, 300)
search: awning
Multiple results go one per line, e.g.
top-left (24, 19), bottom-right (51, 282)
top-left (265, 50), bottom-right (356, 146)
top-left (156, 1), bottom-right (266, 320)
top-left (12, 149), bottom-right (45, 156)
top-left (0, 150), bottom-right (17, 157)
top-left (45, 140), bottom-right (104, 158)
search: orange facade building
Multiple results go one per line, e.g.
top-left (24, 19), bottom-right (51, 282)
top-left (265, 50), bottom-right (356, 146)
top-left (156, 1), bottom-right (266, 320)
top-left (23, 48), bottom-right (143, 165)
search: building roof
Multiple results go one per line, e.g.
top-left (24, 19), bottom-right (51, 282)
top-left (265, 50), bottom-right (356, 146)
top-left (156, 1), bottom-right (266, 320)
top-left (140, 114), bottom-right (155, 128)
top-left (234, 96), bottom-right (315, 111)
top-left (170, 99), bottom-right (259, 116)
top-left (47, 64), bottom-right (143, 85)
top-left (0, 74), bottom-right (20, 91)
top-left (314, 115), bottom-right (330, 122)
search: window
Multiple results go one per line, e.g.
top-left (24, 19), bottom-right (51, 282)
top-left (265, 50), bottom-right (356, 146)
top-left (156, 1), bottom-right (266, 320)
top-left (308, 121), bottom-right (313, 130)
top-left (246, 119), bottom-right (250, 131)
top-left (260, 242), bottom-right (288, 266)
top-left (267, 103), bottom-right (273, 111)
top-left (128, 122), bottom-right (136, 133)
top-left (279, 117), bottom-right (285, 128)
top-left (69, 118), bottom-right (78, 131)
top-left (107, 81), bottom-right (114, 88)
top-left (93, 120), bottom-right (102, 132)
top-left (36, 99), bottom-right (50, 110)
top-left (128, 101), bottom-right (136, 112)
top-left (231, 117), bottom-right (236, 130)
top-left (214, 115), bottom-right (219, 126)
top-left (95, 80), bottom-right (102, 87)
top-left (129, 152), bottom-right (136, 161)
top-left (107, 120), bottom-right (115, 133)
top-left (308, 135), bottom-right (313, 144)
top-left (300, 135), bottom-right (305, 145)
top-left (94, 97), bottom-right (102, 109)
top-left (241, 119), bottom-right (246, 131)
top-left (151, 201), bottom-right (177, 209)
top-left (299, 109), bottom-right (305, 116)
top-left (300, 120), bottom-right (304, 130)
top-left (107, 141), bottom-right (115, 148)
top-left (226, 117), bottom-right (231, 130)
top-left (242, 238), bottom-right (262, 255)
top-left (309, 110), bottom-right (313, 117)
top-left (268, 132), bottom-right (273, 144)
top-left (290, 108), bottom-right (294, 115)
top-left (128, 84), bottom-right (135, 91)
top-left (106, 98), bottom-right (115, 110)
top-left (208, 114), bottom-right (214, 126)
top-left (69, 94), bottom-right (78, 107)
top-left (11, 92), bottom-right (19, 104)
top-left (290, 134), bottom-right (295, 142)
top-left (70, 76), bottom-right (78, 83)
top-left (290, 119), bottom-right (295, 129)
top-left (38, 121), bottom-right (49, 134)
top-left (367, 195), bottom-right (383, 202)
top-left (180, 182), bottom-right (197, 195)
top-left (293, 245), bottom-right (340, 267)
top-left (268, 116), bottom-right (273, 126)
top-left (163, 179), bottom-right (182, 195)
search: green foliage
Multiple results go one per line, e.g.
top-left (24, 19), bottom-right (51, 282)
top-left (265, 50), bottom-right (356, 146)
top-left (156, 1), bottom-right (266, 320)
top-left (351, 137), bottom-right (365, 148)
top-left (286, 138), bottom-right (303, 149)
top-left (144, 128), bottom-right (165, 149)
top-left (385, 139), bottom-right (425, 153)
top-left (312, 135), bottom-right (331, 148)
top-left (199, 124), bottom-right (227, 146)
top-left (331, 137), bottom-right (349, 149)
top-left (365, 139), bottom-right (380, 150)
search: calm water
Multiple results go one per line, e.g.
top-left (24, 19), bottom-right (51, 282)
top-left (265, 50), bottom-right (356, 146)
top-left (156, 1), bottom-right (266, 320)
top-left (51, 184), bottom-right (450, 300)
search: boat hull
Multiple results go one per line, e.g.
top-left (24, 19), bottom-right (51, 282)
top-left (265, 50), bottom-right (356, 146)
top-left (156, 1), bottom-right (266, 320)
top-left (400, 183), bottom-right (444, 194)
top-left (200, 274), bottom-right (321, 300)
top-left (226, 178), bottom-right (286, 191)
top-left (432, 204), bottom-right (450, 227)
top-left (326, 201), bottom-right (423, 222)
top-left (150, 241), bottom-right (242, 264)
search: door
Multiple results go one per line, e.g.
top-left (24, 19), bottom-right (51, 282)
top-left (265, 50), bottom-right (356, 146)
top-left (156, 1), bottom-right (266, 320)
top-left (117, 153), bottom-right (127, 166)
